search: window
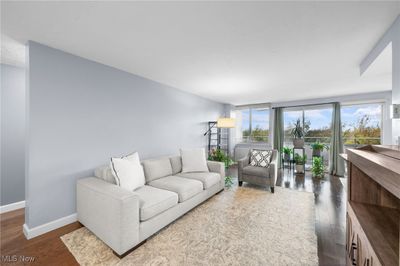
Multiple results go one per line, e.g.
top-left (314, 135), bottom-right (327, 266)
top-left (341, 103), bottom-right (382, 146)
top-left (236, 108), bottom-right (270, 143)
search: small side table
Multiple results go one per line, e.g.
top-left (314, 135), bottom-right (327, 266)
top-left (282, 157), bottom-right (292, 169)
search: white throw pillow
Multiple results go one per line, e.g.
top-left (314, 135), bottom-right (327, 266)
top-left (180, 148), bottom-right (209, 173)
top-left (110, 152), bottom-right (145, 191)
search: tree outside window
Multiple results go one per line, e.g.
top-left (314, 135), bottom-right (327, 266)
top-left (236, 108), bottom-right (269, 143)
top-left (341, 103), bottom-right (382, 146)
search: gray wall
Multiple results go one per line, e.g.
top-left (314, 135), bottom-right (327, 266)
top-left (1, 64), bottom-right (26, 206)
top-left (26, 41), bottom-right (225, 228)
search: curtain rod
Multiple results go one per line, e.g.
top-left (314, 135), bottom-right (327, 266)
top-left (271, 101), bottom-right (337, 109)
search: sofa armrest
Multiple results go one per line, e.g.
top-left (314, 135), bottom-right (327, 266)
top-left (207, 160), bottom-right (225, 187)
top-left (269, 150), bottom-right (278, 186)
top-left (77, 177), bottom-right (140, 255)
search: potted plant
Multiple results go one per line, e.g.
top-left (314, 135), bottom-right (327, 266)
top-left (311, 141), bottom-right (329, 157)
top-left (208, 148), bottom-right (234, 188)
top-left (311, 157), bottom-right (325, 178)
top-left (281, 146), bottom-right (292, 161)
top-left (294, 153), bottom-right (307, 174)
top-left (291, 119), bottom-right (305, 148)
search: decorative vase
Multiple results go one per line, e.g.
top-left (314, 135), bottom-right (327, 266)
top-left (293, 138), bottom-right (304, 148)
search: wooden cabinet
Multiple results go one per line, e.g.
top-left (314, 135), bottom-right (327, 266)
top-left (343, 145), bottom-right (400, 266)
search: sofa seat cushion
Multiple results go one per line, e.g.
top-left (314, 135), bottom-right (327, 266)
top-left (149, 176), bottom-right (203, 202)
top-left (134, 185), bottom-right (178, 221)
top-left (243, 165), bottom-right (270, 177)
top-left (177, 172), bottom-right (220, 189)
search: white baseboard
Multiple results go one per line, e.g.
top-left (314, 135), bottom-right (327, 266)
top-left (0, 200), bottom-right (25, 214)
top-left (23, 213), bottom-right (77, 239)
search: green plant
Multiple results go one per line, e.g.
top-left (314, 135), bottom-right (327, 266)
top-left (225, 175), bottom-right (234, 188)
top-left (311, 141), bottom-right (329, 151)
top-left (208, 148), bottom-right (234, 168)
top-left (294, 153), bottom-right (307, 165)
top-left (281, 146), bottom-right (292, 155)
top-left (291, 119), bottom-right (306, 139)
top-left (311, 157), bottom-right (325, 177)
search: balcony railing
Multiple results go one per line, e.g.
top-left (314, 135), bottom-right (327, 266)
top-left (283, 137), bottom-right (381, 147)
top-left (282, 136), bottom-right (381, 166)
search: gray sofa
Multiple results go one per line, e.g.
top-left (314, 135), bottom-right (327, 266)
top-left (77, 155), bottom-right (225, 257)
top-left (237, 149), bottom-right (278, 193)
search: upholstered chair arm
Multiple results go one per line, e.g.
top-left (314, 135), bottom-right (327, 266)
top-left (238, 156), bottom-right (249, 181)
top-left (207, 160), bottom-right (225, 187)
top-left (269, 150), bottom-right (278, 186)
top-left (77, 177), bottom-right (140, 255)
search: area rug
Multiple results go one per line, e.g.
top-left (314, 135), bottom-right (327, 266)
top-left (61, 186), bottom-right (318, 266)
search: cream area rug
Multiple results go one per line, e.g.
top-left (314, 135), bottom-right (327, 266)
top-left (61, 186), bottom-right (318, 266)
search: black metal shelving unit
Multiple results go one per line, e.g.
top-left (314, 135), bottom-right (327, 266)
top-left (207, 121), bottom-right (229, 155)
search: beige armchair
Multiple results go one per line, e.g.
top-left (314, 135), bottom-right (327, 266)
top-left (238, 149), bottom-right (278, 193)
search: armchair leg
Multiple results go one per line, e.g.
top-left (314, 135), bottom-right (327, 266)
top-left (270, 187), bottom-right (274, 193)
top-left (238, 181), bottom-right (243, 187)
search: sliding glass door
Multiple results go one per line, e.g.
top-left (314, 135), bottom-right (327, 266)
top-left (283, 105), bottom-right (333, 166)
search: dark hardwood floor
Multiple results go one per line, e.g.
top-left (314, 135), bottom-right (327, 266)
top-left (277, 168), bottom-right (346, 266)
top-left (1, 167), bottom-right (346, 265)
top-left (0, 208), bottom-right (81, 265)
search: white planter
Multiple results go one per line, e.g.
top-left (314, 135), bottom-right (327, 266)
top-left (295, 165), bottom-right (304, 174)
top-left (293, 138), bottom-right (304, 148)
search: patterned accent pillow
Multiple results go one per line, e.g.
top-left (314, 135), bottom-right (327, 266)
top-left (250, 150), bottom-right (272, 168)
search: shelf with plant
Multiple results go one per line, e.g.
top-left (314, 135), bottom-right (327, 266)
top-left (311, 141), bottom-right (329, 157)
top-left (294, 153), bottom-right (307, 174)
top-left (208, 148), bottom-right (234, 188)
top-left (291, 119), bottom-right (308, 148)
top-left (281, 146), bottom-right (292, 161)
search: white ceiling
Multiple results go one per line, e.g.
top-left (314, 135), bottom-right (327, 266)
top-left (1, 1), bottom-right (399, 105)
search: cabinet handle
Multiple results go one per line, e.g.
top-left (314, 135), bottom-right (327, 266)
top-left (351, 243), bottom-right (357, 265)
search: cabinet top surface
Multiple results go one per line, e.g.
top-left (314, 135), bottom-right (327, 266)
top-left (346, 145), bottom-right (400, 198)
top-left (346, 147), bottom-right (400, 174)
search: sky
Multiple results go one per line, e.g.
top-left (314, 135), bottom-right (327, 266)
top-left (239, 104), bottom-right (382, 132)
top-left (341, 104), bottom-right (382, 130)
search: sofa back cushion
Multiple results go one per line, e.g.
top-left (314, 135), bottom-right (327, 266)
top-left (169, 155), bottom-right (182, 175)
top-left (94, 165), bottom-right (117, 184)
top-left (142, 158), bottom-right (173, 182)
top-left (180, 148), bottom-right (209, 173)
